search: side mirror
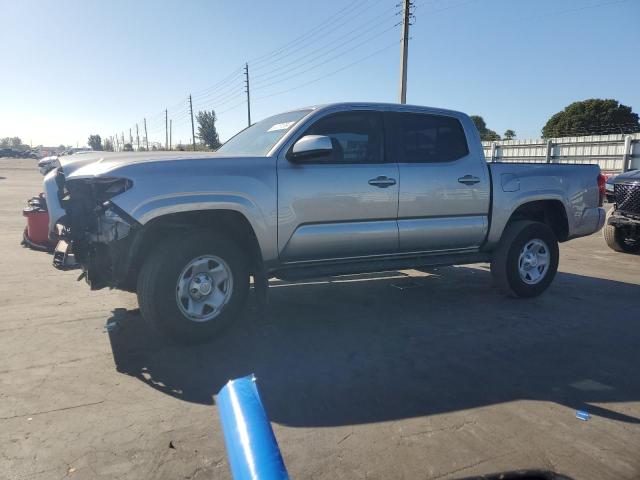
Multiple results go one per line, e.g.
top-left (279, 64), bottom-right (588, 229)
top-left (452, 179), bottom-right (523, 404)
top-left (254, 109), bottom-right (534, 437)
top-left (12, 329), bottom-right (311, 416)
top-left (289, 135), bottom-right (333, 161)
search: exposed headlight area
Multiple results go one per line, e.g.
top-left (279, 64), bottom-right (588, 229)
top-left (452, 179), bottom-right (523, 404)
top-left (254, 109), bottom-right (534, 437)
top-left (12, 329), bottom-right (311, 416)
top-left (61, 176), bottom-right (133, 225)
top-left (53, 173), bottom-right (139, 289)
top-left (91, 177), bottom-right (134, 203)
top-left (60, 176), bottom-right (135, 240)
top-left (89, 204), bottom-right (132, 243)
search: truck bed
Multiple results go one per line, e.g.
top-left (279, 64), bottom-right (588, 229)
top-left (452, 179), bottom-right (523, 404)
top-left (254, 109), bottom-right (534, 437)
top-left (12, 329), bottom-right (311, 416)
top-left (485, 162), bottom-right (604, 248)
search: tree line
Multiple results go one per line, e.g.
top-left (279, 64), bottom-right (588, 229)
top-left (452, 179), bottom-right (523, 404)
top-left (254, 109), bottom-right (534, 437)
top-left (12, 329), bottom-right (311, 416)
top-left (0, 137), bottom-right (25, 148)
top-left (472, 98), bottom-right (639, 142)
top-left (88, 110), bottom-right (221, 152)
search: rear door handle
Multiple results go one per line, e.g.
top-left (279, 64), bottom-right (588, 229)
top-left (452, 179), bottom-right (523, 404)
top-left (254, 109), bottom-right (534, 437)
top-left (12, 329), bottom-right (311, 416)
top-left (458, 175), bottom-right (480, 185)
top-left (368, 176), bottom-right (396, 188)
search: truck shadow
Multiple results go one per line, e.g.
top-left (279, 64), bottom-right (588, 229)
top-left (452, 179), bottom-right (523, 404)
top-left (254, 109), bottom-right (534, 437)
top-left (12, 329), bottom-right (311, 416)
top-left (106, 267), bottom-right (640, 427)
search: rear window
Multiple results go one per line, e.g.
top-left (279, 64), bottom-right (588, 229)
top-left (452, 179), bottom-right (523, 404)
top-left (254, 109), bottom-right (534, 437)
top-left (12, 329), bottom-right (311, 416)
top-left (389, 112), bottom-right (469, 163)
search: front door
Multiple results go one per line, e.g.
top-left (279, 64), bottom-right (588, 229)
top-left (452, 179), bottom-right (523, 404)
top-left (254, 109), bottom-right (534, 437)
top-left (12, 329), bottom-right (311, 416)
top-left (277, 110), bottom-right (399, 262)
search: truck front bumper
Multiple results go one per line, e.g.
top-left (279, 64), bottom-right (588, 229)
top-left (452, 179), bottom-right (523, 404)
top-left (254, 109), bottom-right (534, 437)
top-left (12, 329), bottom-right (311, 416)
top-left (608, 212), bottom-right (640, 228)
top-left (46, 168), bottom-right (142, 291)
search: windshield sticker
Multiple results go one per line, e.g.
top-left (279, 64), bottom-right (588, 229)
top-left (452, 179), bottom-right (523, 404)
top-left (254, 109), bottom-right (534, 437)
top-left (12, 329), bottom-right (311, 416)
top-left (267, 121), bottom-right (296, 132)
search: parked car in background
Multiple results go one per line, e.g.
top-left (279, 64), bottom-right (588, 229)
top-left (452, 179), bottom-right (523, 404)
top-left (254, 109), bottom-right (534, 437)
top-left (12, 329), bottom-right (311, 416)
top-left (604, 169), bottom-right (640, 253)
top-left (60, 147), bottom-right (93, 156)
top-left (45, 103), bottom-right (606, 343)
top-left (0, 148), bottom-right (21, 158)
top-left (0, 148), bottom-right (38, 158)
top-left (21, 150), bottom-right (39, 159)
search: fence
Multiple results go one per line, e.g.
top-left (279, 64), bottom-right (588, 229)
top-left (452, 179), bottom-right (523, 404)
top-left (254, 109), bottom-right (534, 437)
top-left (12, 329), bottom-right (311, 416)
top-left (482, 133), bottom-right (640, 173)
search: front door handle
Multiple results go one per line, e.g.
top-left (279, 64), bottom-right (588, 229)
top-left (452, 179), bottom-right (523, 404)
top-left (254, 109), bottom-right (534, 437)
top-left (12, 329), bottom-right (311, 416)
top-left (458, 175), bottom-right (480, 185)
top-left (368, 176), bottom-right (397, 188)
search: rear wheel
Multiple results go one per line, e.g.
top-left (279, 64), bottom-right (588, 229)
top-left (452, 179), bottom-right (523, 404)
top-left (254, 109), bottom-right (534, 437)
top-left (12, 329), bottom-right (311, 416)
top-left (137, 232), bottom-right (249, 344)
top-left (491, 220), bottom-right (559, 298)
top-left (603, 213), bottom-right (640, 254)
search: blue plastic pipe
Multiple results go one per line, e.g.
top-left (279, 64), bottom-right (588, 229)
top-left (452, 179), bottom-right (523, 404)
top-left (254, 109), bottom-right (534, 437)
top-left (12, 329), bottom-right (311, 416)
top-left (217, 375), bottom-right (289, 480)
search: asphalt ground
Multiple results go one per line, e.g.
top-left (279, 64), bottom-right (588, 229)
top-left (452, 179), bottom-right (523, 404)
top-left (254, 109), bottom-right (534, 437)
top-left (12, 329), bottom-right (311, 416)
top-left (1, 158), bottom-right (639, 479)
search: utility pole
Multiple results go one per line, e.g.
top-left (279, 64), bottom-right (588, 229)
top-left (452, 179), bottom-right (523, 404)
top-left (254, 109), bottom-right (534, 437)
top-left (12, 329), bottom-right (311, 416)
top-left (169, 119), bottom-right (172, 150)
top-left (165, 109), bottom-right (168, 150)
top-left (121, 132), bottom-right (125, 148)
top-left (129, 128), bottom-right (132, 146)
top-left (398, 0), bottom-right (412, 104)
top-left (114, 134), bottom-right (118, 151)
top-left (143, 118), bottom-right (149, 151)
top-left (244, 62), bottom-right (251, 126)
top-left (136, 124), bottom-right (140, 151)
top-left (189, 94), bottom-right (196, 151)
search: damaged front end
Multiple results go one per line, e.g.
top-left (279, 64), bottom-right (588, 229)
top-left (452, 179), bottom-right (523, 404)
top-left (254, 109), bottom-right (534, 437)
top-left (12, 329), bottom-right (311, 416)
top-left (52, 170), bottom-right (140, 290)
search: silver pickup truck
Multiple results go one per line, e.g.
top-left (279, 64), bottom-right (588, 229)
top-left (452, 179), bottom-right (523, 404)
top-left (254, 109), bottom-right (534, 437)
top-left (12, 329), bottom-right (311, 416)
top-left (45, 103), bottom-right (606, 343)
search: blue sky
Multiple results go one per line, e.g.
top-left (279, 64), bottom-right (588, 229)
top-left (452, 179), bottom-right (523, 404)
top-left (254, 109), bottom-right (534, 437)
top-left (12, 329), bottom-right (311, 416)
top-left (1, 0), bottom-right (638, 147)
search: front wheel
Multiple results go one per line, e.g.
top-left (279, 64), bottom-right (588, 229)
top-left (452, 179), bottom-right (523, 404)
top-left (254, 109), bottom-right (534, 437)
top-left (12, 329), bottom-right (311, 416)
top-left (137, 232), bottom-right (249, 344)
top-left (491, 220), bottom-right (559, 298)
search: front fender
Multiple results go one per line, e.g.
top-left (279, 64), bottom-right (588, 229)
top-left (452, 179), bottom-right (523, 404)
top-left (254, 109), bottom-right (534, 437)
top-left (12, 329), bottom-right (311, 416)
top-left (112, 192), bottom-right (277, 263)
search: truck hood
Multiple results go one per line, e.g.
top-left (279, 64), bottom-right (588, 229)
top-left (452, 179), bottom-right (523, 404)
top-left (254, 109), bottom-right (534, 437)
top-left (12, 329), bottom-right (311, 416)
top-left (61, 151), bottom-right (243, 179)
top-left (612, 169), bottom-right (640, 183)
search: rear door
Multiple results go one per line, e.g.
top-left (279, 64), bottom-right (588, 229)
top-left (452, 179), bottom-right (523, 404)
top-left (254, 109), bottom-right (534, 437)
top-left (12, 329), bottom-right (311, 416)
top-left (386, 111), bottom-right (490, 252)
top-left (277, 110), bottom-right (399, 262)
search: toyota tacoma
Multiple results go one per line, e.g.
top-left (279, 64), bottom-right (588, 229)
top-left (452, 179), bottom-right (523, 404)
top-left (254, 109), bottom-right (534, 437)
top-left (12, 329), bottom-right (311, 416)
top-left (45, 103), bottom-right (606, 343)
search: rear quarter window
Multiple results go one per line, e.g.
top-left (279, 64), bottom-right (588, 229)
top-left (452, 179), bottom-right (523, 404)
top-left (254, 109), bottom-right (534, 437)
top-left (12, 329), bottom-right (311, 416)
top-left (388, 112), bottom-right (469, 163)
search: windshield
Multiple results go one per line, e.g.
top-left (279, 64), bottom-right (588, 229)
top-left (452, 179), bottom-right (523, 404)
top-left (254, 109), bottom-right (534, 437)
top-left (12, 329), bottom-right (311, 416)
top-left (217, 109), bottom-right (312, 156)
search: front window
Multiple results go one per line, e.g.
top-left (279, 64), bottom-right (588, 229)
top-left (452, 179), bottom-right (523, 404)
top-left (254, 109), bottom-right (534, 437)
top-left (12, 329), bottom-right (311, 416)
top-left (302, 111), bottom-right (384, 164)
top-left (217, 109), bottom-right (312, 156)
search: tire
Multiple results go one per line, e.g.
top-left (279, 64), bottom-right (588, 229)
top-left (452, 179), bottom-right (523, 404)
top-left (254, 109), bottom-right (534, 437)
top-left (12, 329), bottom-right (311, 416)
top-left (490, 220), bottom-right (559, 298)
top-left (603, 213), bottom-right (640, 254)
top-left (136, 231), bottom-right (249, 344)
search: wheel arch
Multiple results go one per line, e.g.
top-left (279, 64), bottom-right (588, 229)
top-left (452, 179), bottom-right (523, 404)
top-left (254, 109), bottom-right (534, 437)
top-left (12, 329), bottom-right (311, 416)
top-left (505, 199), bottom-right (569, 242)
top-left (123, 209), bottom-right (264, 290)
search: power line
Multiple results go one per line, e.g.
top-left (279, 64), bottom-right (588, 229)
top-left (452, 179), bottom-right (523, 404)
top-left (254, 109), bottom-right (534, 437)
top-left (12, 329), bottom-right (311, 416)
top-left (217, 100), bottom-right (248, 117)
top-left (254, 39), bottom-right (400, 102)
top-left (193, 91), bottom-right (246, 112)
top-left (191, 79), bottom-right (245, 105)
top-left (252, 1), bottom-right (391, 76)
top-left (252, 14), bottom-right (398, 86)
top-left (192, 75), bottom-right (243, 102)
top-left (413, 0), bottom-right (475, 12)
top-left (248, 0), bottom-right (376, 66)
top-left (253, 24), bottom-right (399, 92)
top-left (191, 67), bottom-right (244, 98)
top-left (510, 0), bottom-right (633, 23)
